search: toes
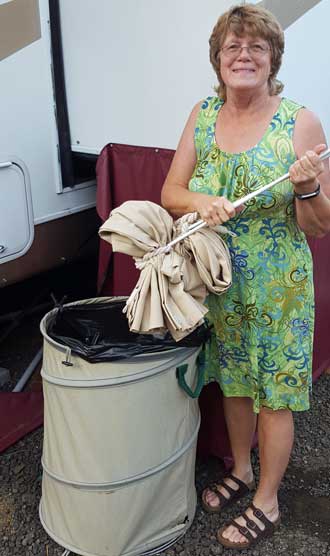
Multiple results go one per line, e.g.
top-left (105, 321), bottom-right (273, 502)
top-left (205, 491), bottom-right (217, 506)
top-left (223, 526), bottom-right (237, 541)
top-left (231, 530), bottom-right (242, 543)
top-left (231, 531), bottom-right (247, 544)
top-left (204, 490), bottom-right (219, 508)
top-left (232, 529), bottom-right (245, 543)
top-left (222, 526), bottom-right (246, 544)
top-left (221, 525), bottom-right (233, 540)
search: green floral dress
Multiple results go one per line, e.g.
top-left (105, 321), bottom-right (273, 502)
top-left (189, 96), bottom-right (314, 413)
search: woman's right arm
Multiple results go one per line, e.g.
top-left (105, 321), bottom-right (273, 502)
top-left (161, 102), bottom-right (236, 227)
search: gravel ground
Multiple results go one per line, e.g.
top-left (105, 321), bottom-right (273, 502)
top-left (1, 268), bottom-right (330, 556)
top-left (1, 372), bottom-right (330, 556)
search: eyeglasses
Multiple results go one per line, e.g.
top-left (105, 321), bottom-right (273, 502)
top-left (220, 43), bottom-right (270, 60)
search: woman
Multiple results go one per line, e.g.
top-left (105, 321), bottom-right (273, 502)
top-left (161, 3), bottom-right (330, 550)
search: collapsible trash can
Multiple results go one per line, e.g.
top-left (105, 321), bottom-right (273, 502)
top-left (39, 297), bottom-right (205, 556)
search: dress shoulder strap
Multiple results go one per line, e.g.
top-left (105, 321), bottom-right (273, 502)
top-left (194, 97), bottom-right (224, 160)
top-left (259, 97), bottom-right (304, 175)
top-left (269, 97), bottom-right (304, 139)
top-left (280, 97), bottom-right (304, 118)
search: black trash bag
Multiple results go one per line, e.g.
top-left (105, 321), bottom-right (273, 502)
top-left (47, 298), bottom-right (211, 362)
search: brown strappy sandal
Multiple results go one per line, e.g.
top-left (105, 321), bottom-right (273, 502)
top-left (201, 474), bottom-right (256, 514)
top-left (217, 502), bottom-right (281, 550)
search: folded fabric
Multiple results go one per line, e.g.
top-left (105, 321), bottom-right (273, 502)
top-left (99, 201), bottom-right (232, 340)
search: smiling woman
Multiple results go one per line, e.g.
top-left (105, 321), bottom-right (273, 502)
top-left (209, 4), bottom-right (284, 100)
top-left (161, 2), bottom-right (330, 551)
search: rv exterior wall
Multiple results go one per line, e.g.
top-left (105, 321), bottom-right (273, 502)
top-left (60, 0), bottom-right (329, 152)
top-left (1, 0), bottom-right (328, 284)
top-left (59, 0), bottom-right (234, 152)
top-left (0, 209), bottom-right (99, 288)
top-left (0, 0), bottom-right (96, 226)
top-left (0, 0), bottom-right (97, 282)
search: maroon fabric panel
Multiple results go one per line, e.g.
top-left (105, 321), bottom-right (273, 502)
top-left (308, 236), bottom-right (330, 379)
top-left (96, 143), bottom-right (175, 294)
top-left (197, 383), bottom-right (232, 461)
top-left (0, 392), bottom-right (43, 453)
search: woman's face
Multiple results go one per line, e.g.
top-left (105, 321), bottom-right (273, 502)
top-left (219, 32), bottom-right (272, 95)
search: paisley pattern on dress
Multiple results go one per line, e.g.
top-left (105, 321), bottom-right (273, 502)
top-left (189, 96), bottom-right (314, 413)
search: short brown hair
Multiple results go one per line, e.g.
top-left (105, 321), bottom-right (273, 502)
top-left (209, 3), bottom-right (284, 99)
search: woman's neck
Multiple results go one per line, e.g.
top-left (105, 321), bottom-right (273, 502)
top-left (224, 87), bottom-right (273, 117)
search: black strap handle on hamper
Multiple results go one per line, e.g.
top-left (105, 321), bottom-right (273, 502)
top-left (176, 350), bottom-right (205, 398)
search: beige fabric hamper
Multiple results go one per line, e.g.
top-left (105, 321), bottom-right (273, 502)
top-left (39, 298), bottom-right (202, 556)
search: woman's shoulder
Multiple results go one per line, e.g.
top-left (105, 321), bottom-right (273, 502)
top-left (293, 107), bottom-right (325, 144)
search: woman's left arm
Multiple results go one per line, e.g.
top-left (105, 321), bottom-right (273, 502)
top-left (291, 108), bottom-right (330, 238)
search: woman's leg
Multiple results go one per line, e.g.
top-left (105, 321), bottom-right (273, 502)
top-left (221, 407), bottom-right (294, 543)
top-left (255, 407), bottom-right (294, 508)
top-left (224, 396), bottom-right (257, 478)
top-left (204, 396), bottom-right (256, 507)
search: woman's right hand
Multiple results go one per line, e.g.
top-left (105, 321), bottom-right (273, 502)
top-left (194, 194), bottom-right (238, 227)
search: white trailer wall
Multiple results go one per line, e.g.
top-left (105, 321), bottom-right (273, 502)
top-left (277, 0), bottom-right (329, 143)
top-left (59, 0), bottom-right (234, 153)
top-left (0, 0), bottom-right (96, 225)
top-left (60, 0), bottom-right (329, 154)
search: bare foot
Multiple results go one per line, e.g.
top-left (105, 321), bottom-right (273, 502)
top-left (202, 469), bottom-right (254, 510)
top-left (220, 502), bottom-right (280, 544)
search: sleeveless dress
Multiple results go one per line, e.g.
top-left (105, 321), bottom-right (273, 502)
top-left (188, 96), bottom-right (314, 413)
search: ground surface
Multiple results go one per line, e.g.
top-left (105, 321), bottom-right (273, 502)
top-left (1, 266), bottom-right (329, 556)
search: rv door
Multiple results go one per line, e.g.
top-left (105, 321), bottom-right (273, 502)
top-left (0, 157), bottom-right (34, 265)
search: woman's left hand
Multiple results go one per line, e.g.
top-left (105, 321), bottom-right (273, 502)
top-left (289, 143), bottom-right (326, 194)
